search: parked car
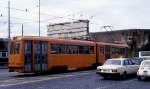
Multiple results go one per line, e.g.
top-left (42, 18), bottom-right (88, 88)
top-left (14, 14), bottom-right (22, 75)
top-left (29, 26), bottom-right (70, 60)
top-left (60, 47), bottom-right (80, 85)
top-left (137, 60), bottom-right (150, 80)
top-left (96, 58), bottom-right (139, 79)
top-left (131, 57), bottom-right (144, 65)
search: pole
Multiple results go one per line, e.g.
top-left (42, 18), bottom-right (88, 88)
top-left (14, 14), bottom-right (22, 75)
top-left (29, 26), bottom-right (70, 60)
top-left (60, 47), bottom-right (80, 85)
top-left (22, 24), bottom-right (23, 36)
top-left (39, 0), bottom-right (40, 36)
top-left (8, 0), bottom-right (11, 61)
top-left (8, 0), bottom-right (10, 38)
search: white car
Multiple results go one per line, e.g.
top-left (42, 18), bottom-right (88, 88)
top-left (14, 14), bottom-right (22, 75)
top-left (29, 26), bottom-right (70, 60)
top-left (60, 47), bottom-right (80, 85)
top-left (137, 60), bottom-right (150, 80)
top-left (96, 58), bottom-right (139, 79)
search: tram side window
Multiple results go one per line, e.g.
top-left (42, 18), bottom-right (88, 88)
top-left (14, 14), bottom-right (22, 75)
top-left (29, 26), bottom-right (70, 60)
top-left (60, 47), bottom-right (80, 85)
top-left (65, 45), bottom-right (79, 54)
top-left (51, 44), bottom-right (92, 54)
top-left (79, 46), bottom-right (84, 54)
top-left (51, 44), bottom-right (59, 54)
top-left (71, 46), bottom-right (78, 54)
top-left (83, 46), bottom-right (90, 54)
top-left (90, 46), bottom-right (94, 54)
top-left (66, 46), bottom-right (72, 54)
top-left (60, 45), bottom-right (66, 54)
top-left (79, 46), bottom-right (93, 54)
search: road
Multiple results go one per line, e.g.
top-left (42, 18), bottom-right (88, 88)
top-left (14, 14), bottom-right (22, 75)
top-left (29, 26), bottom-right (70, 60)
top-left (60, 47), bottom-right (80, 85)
top-left (0, 69), bottom-right (149, 89)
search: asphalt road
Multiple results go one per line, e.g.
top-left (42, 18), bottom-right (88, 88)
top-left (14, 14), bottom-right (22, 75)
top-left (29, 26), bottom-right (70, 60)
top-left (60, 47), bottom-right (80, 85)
top-left (0, 69), bottom-right (149, 89)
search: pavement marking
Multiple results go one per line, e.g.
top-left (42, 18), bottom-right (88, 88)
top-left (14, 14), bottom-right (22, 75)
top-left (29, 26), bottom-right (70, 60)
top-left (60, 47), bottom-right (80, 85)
top-left (95, 79), bottom-right (136, 89)
top-left (0, 72), bottom-right (92, 87)
top-left (0, 72), bottom-right (16, 75)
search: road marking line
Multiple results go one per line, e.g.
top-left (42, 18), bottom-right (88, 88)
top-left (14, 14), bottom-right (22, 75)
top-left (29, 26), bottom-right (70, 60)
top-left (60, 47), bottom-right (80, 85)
top-left (0, 72), bottom-right (91, 87)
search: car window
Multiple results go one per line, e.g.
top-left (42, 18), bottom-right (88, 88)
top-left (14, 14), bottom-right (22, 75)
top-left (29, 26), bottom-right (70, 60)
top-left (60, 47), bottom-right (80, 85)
top-left (104, 60), bottom-right (121, 65)
top-left (131, 59), bottom-right (138, 65)
top-left (123, 60), bottom-right (129, 65)
top-left (128, 60), bottom-right (133, 65)
top-left (133, 58), bottom-right (144, 65)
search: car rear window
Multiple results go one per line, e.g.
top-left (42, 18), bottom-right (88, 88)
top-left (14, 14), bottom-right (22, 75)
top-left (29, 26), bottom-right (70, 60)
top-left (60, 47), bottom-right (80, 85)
top-left (104, 60), bottom-right (121, 65)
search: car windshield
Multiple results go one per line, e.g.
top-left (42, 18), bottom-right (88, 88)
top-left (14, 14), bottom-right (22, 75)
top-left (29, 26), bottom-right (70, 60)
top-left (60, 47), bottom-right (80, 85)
top-left (104, 60), bottom-right (121, 65)
top-left (141, 61), bottom-right (150, 66)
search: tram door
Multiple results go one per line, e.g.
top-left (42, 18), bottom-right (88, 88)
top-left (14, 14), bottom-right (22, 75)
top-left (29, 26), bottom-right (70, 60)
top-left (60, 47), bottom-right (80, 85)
top-left (24, 41), bottom-right (33, 72)
top-left (34, 41), bottom-right (48, 72)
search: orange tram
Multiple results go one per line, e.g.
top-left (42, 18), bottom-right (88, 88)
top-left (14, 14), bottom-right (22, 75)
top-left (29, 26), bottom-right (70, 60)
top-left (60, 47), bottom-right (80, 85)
top-left (9, 36), bottom-right (129, 73)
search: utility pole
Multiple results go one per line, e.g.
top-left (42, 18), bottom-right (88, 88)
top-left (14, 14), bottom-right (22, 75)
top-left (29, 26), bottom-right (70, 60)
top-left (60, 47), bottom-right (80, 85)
top-left (7, 0), bottom-right (11, 59)
top-left (39, 0), bottom-right (40, 36)
top-left (8, 0), bottom-right (10, 38)
top-left (22, 24), bottom-right (24, 36)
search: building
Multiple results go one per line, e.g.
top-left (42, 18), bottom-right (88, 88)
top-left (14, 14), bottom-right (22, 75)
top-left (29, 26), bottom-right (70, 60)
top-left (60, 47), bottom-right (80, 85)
top-left (47, 20), bottom-right (89, 39)
top-left (90, 29), bottom-right (150, 55)
top-left (0, 38), bottom-right (9, 66)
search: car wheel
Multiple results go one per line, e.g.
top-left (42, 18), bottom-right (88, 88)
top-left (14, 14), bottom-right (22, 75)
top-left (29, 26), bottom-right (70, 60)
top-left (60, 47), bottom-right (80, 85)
top-left (137, 76), bottom-right (145, 81)
top-left (137, 76), bottom-right (141, 80)
top-left (122, 72), bottom-right (127, 79)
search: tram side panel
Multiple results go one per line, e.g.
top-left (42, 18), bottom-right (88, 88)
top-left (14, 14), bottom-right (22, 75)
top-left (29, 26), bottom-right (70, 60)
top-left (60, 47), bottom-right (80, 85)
top-left (48, 44), bottom-right (96, 70)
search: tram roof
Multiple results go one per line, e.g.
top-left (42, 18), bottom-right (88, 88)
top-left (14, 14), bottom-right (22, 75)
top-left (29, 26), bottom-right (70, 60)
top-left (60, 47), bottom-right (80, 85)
top-left (96, 42), bottom-right (128, 47)
top-left (13, 36), bottom-right (95, 46)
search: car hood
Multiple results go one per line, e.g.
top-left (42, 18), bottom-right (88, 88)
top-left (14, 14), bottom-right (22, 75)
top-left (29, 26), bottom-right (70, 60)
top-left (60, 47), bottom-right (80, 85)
top-left (139, 66), bottom-right (150, 70)
top-left (97, 65), bottom-right (122, 70)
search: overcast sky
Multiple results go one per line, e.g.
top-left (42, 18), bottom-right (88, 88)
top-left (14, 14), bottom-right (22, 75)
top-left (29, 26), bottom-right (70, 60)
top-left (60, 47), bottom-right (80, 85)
top-left (0, 0), bottom-right (150, 38)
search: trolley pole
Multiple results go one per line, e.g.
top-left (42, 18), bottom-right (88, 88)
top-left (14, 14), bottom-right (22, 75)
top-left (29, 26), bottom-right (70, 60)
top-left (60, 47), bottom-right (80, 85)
top-left (38, 0), bottom-right (40, 36)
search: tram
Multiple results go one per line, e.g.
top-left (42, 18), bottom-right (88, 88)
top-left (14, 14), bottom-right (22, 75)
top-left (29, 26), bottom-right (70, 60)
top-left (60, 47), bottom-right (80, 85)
top-left (8, 36), bottom-right (129, 73)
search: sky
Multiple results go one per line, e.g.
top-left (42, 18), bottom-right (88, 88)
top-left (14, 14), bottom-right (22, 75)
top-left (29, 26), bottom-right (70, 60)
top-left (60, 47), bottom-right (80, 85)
top-left (0, 0), bottom-right (150, 38)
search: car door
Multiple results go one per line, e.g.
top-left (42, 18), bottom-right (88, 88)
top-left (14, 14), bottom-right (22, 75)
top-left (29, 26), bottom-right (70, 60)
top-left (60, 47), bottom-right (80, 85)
top-left (129, 59), bottom-right (139, 73)
top-left (128, 59), bottom-right (136, 74)
top-left (123, 60), bottom-right (131, 74)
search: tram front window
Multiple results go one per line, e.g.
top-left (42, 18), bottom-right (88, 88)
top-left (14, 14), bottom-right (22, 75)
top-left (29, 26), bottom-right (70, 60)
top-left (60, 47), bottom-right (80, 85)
top-left (10, 41), bottom-right (20, 54)
top-left (15, 42), bottom-right (20, 54)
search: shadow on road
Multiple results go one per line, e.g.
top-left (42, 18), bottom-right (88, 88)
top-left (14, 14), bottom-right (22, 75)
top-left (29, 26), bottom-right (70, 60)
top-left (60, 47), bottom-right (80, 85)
top-left (12, 69), bottom-right (96, 78)
top-left (98, 74), bottom-right (137, 81)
